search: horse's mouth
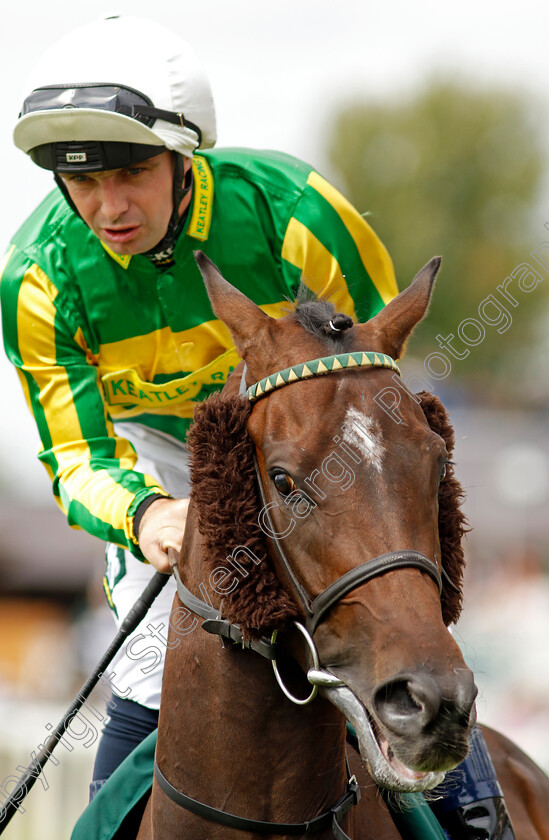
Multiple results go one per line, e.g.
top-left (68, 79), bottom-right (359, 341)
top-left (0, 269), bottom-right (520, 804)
top-left (371, 712), bottom-right (445, 785)
top-left (321, 683), bottom-right (446, 793)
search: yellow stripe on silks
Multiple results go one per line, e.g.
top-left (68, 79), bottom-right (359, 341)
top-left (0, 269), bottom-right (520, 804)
top-left (87, 309), bottom-right (289, 393)
top-left (187, 155), bottom-right (214, 242)
top-left (306, 171), bottom-right (398, 305)
top-left (96, 302), bottom-right (289, 417)
top-left (60, 454), bottom-right (138, 527)
top-left (73, 327), bottom-right (141, 464)
top-left (97, 320), bottom-right (235, 381)
top-left (16, 265), bottom-right (140, 530)
top-left (281, 218), bottom-right (357, 318)
top-left (14, 364), bottom-right (61, 506)
top-left (15, 363), bottom-right (34, 415)
top-left (100, 243), bottom-right (132, 269)
top-left (260, 301), bottom-right (292, 319)
top-left (103, 576), bottom-right (115, 610)
top-left (102, 346), bottom-right (241, 408)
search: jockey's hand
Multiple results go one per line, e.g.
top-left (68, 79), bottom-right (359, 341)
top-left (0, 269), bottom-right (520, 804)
top-left (138, 497), bottom-right (189, 573)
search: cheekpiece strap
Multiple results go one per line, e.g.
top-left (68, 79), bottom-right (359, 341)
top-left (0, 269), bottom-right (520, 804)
top-left (171, 564), bottom-right (276, 660)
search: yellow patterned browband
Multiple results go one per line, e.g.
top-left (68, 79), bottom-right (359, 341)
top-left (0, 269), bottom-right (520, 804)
top-left (245, 351), bottom-right (401, 403)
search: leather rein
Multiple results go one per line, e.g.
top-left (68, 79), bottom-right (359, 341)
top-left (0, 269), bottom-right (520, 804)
top-left (157, 350), bottom-right (446, 838)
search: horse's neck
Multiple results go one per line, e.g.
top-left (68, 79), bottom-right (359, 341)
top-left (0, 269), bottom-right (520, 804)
top-left (155, 547), bottom-right (348, 828)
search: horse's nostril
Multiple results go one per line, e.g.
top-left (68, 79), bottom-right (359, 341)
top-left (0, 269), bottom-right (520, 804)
top-left (373, 674), bottom-right (442, 736)
top-left (379, 680), bottom-right (432, 714)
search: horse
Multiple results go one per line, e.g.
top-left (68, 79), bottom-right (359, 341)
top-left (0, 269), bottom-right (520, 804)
top-left (136, 253), bottom-right (549, 839)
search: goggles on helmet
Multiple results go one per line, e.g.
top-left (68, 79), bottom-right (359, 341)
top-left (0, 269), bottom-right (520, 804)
top-left (19, 82), bottom-right (204, 173)
top-left (20, 83), bottom-right (203, 141)
top-left (22, 83), bottom-right (151, 120)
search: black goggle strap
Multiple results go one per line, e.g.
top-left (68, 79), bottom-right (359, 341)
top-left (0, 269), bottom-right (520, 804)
top-left (132, 106), bottom-right (203, 146)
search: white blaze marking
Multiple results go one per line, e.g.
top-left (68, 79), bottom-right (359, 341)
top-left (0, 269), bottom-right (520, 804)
top-left (342, 407), bottom-right (385, 472)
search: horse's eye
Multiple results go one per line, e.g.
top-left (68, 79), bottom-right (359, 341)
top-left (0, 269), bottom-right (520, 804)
top-left (272, 471), bottom-right (297, 497)
top-left (439, 463), bottom-right (448, 482)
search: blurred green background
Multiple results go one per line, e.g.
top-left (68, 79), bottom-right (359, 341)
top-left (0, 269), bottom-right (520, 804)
top-left (328, 78), bottom-right (549, 401)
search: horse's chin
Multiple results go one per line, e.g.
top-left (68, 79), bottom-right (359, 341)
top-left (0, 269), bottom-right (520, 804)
top-left (321, 683), bottom-right (447, 793)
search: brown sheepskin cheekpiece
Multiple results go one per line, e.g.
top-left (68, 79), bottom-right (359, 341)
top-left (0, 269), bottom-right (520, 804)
top-left (186, 393), bottom-right (299, 637)
top-left (417, 391), bottom-right (468, 625)
top-left (186, 389), bottom-right (467, 634)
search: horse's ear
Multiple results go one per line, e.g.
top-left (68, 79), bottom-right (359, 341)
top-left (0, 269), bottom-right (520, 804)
top-left (194, 251), bottom-right (273, 356)
top-left (357, 257), bottom-right (441, 359)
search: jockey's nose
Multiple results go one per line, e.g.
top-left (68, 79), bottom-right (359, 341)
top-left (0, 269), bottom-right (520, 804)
top-left (98, 177), bottom-right (130, 223)
top-left (372, 669), bottom-right (477, 738)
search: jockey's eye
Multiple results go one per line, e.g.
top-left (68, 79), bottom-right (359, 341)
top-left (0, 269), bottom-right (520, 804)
top-left (271, 471), bottom-right (297, 497)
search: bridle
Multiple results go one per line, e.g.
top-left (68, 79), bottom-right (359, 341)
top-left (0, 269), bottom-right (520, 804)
top-left (255, 462), bottom-right (442, 636)
top-left (158, 349), bottom-right (447, 838)
top-left (246, 350), bottom-right (443, 637)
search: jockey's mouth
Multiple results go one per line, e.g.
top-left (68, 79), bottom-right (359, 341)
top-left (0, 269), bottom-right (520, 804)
top-left (101, 225), bottom-right (141, 244)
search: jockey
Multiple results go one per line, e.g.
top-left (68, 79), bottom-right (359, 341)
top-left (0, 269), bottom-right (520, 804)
top-left (1, 14), bottom-right (513, 840)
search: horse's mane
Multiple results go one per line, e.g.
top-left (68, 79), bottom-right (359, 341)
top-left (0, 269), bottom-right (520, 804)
top-left (186, 389), bottom-right (467, 637)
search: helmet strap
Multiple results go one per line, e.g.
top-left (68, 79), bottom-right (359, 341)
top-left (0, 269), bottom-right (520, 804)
top-left (169, 153), bottom-right (193, 241)
top-left (140, 154), bottom-right (193, 265)
top-left (54, 173), bottom-right (82, 218)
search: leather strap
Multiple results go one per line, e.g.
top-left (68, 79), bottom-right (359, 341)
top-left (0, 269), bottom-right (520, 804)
top-left (253, 452), bottom-right (442, 633)
top-left (154, 761), bottom-right (360, 837)
top-left (308, 550), bottom-right (442, 634)
top-left (171, 564), bottom-right (276, 660)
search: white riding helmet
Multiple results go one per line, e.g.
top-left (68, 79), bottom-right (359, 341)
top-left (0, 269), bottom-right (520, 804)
top-left (14, 14), bottom-right (217, 172)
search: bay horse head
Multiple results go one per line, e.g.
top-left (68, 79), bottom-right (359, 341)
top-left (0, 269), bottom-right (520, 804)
top-left (188, 251), bottom-right (477, 794)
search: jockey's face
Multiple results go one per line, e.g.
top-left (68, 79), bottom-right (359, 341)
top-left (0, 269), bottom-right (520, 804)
top-left (59, 151), bottom-right (190, 255)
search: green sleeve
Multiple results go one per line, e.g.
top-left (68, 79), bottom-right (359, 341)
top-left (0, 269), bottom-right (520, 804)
top-left (0, 246), bottom-right (168, 559)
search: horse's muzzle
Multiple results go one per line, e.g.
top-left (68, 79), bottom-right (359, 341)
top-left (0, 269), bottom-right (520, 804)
top-left (372, 668), bottom-right (478, 740)
top-left (323, 664), bottom-right (477, 791)
top-left (368, 667), bottom-right (478, 776)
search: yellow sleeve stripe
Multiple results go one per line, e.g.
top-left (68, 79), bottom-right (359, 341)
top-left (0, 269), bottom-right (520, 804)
top-left (307, 171), bottom-right (398, 305)
top-left (15, 364), bottom-right (60, 508)
top-left (17, 267), bottom-right (84, 460)
top-left (16, 264), bottom-right (140, 532)
top-left (281, 218), bottom-right (357, 318)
